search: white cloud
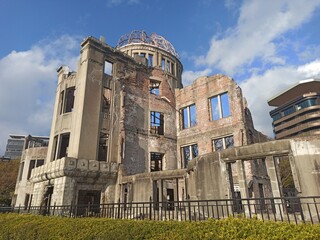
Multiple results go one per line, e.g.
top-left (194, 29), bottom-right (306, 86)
top-left (0, 35), bottom-right (80, 156)
top-left (187, 0), bottom-right (320, 137)
top-left (240, 59), bottom-right (320, 137)
top-left (182, 68), bottom-right (212, 86)
top-left (297, 59), bottom-right (320, 77)
top-left (197, 0), bottom-right (320, 74)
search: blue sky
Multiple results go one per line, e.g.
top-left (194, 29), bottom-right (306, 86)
top-left (1, 0), bottom-right (320, 155)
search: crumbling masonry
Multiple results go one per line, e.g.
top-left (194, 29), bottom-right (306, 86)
top-left (13, 31), bottom-right (320, 218)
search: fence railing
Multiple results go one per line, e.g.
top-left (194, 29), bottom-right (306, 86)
top-left (2, 196), bottom-right (320, 224)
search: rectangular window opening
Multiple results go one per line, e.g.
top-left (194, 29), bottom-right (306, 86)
top-left (210, 92), bottom-right (231, 121)
top-left (27, 160), bottom-right (36, 180)
top-left (171, 62), bottom-right (175, 75)
top-left (213, 135), bottom-right (234, 151)
top-left (149, 80), bottom-right (160, 96)
top-left (161, 58), bottom-right (165, 70)
top-left (181, 144), bottom-right (198, 168)
top-left (104, 60), bottom-right (113, 76)
top-left (58, 133), bottom-right (70, 159)
top-left (148, 54), bottom-right (153, 66)
top-left (98, 132), bottom-right (108, 161)
top-left (150, 111), bottom-right (164, 135)
top-left (166, 60), bottom-right (171, 72)
top-left (65, 87), bottom-right (75, 113)
top-left (181, 104), bottom-right (196, 129)
top-left (150, 152), bottom-right (163, 172)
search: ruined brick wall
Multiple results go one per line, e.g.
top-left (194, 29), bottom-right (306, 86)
top-left (175, 74), bottom-right (251, 168)
top-left (121, 66), bottom-right (178, 175)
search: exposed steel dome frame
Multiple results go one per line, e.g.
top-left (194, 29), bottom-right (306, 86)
top-left (117, 30), bottom-right (179, 58)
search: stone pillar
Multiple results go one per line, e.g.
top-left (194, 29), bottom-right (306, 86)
top-left (160, 179), bottom-right (164, 203)
top-left (237, 160), bottom-right (251, 214)
top-left (175, 178), bottom-right (179, 202)
top-left (226, 163), bottom-right (235, 199)
top-left (288, 154), bottom-right (301, 193)
top-left (237, 160), bottom-right (249, 198)
top-left (265, 156), bottom-right (281, 198)
top-left (265, 156), bottom-right (284, 217)
top-left (158, 53), bottom-right (162, 68)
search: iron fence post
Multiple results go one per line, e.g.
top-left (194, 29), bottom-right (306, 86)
top-left (149, 197), bottom-right (152, 220)
top-left (117, 198), bottom-right (121, 219)
top-left (52, 202), bottom-right (56, 216)
top-left (187, 195), bottom-right (191, 221)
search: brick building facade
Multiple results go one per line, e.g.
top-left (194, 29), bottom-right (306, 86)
top-left (14, 31), bottom-right (269, 209)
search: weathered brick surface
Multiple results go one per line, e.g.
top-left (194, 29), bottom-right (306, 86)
top-left (176, 75), bottom-right (255, 165)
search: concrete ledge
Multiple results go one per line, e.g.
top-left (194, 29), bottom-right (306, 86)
top-left (220, 139), bottom-right (291, 161)
top-left (31, 157), bottom-right (118, 182)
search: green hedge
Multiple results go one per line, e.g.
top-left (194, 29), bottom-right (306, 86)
top-left (0, 213), bottom-right (319, 240)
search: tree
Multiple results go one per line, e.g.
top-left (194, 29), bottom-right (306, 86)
top-left (0, 159), bottom-right (20, 206)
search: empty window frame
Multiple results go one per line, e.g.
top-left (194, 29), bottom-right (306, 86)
top-left (98, 132), bottom-right (108, 161)
top-left (26, 159), bottom-right (44, 180)
top-left (148, 54), bottom-right (153, 67)
top-left (150, 111), bottom-right (164, 135)
top-left (27, 160), bottom-right (35, 180)
top-left (59, 87), bottom-right (75, 114)
top-left (171, 62), bottom-right (175, 75)
top-left (213, 135), bottom-right (234, 151)
top-left (181, 104), bottom-right (196, 129)
top-left (166, 60), bottom-right (171, 72)
top-left (104, 60), bottom-right (113, 76)
top-left (149, 80), bottom-right (160, 95)
top-left (52, 135), bottom-right (58, 161)
top-left (161, 58), bottom-right (165, 70)
top-left (150, 152), bottom-right (163, 172)
top-left (64, 87), bottom-right (75, 113)
top-left (210, 92), bottom-right (230, 120)
top-left (58, 133), bottom-right (70, 159)
top-left (181, 144), bottom-right (198, 168)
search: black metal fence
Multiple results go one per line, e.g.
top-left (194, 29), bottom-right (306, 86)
top-left (2, 196), bottom-right (320, 224)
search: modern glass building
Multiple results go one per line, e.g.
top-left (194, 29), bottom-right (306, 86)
top-left (4, 135), bottom-right (25, 160)
top-left (268, 79), bottom-right (320, 139)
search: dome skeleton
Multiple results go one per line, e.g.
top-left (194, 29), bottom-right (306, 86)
top-left (116, 30), bottom-right (179, 59)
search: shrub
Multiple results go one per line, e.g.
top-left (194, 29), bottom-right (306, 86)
top-left (0, 214), bottom-right (319, 240)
